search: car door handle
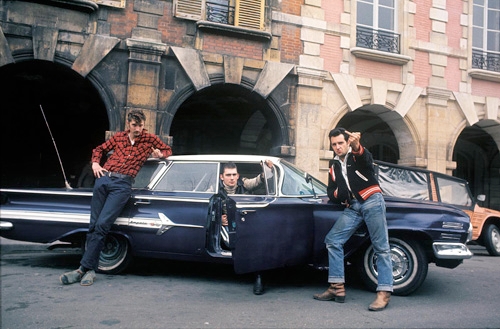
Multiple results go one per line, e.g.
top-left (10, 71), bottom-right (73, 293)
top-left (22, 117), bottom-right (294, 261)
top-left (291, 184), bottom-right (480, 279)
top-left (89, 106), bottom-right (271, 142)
top-left (238, 210), bottom-right (256, 222)
top-left (239, 210), bottom-right (256, 215)
top-left (134, 200), bottom-right (151, 205)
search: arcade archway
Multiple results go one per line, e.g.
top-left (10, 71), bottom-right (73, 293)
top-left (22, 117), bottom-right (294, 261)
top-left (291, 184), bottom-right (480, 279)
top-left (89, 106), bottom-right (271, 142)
top-left (454, 124), bottom-right (500, 210)
top-left (170, 84), bottom-right (280, 155)
top-left (0, 60), bottom-right (108, 187)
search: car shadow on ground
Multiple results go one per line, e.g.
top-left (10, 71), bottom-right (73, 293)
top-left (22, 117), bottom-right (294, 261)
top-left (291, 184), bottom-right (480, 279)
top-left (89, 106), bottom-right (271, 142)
top-left (0, 248), bottom-right (367, 294)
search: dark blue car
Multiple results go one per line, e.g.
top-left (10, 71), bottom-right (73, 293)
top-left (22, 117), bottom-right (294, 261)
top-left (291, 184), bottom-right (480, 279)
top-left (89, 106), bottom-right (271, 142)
top-left (0, 155), bottom-right (472, 295)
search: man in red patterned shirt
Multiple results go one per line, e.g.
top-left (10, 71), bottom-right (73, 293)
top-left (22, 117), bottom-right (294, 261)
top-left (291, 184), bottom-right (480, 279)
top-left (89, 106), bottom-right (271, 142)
top-left (60, 110), bottom-right (172, 286)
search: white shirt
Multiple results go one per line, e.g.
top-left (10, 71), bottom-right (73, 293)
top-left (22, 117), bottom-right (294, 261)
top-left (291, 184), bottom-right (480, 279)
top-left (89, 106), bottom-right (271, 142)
top-left (334, 147), bottom-right (353, 192)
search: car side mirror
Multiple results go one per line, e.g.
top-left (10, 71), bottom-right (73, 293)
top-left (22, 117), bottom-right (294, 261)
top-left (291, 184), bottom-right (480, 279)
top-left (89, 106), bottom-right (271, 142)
top-left (304, 173), bottom-right (317, 198)
top-left (477, 194), bottom-right (486, 202)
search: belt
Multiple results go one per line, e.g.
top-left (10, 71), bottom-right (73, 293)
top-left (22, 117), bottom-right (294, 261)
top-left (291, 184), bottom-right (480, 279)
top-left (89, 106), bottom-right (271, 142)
top-left (106, 172), bottom-right (132, 179)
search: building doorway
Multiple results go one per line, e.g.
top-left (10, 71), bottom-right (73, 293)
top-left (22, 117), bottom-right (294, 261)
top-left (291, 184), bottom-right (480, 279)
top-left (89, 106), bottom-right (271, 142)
top-left (0, 60), bottom-right (108, 188)
top-left (454, 125), bottom-right (500, 210)
top-left (170, 84), bottom-right (277, 155)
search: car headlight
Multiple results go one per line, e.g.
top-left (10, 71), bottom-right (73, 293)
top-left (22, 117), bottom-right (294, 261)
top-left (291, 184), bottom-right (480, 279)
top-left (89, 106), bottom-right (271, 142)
top-left (466, 223), bottom-right (473, 243)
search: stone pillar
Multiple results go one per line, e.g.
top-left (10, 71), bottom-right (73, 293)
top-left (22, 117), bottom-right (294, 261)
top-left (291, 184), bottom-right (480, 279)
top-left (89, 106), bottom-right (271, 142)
top-left (125, 38), bottom-right (167, 135)
top-left (425, 87), bottom-right (454, 173)
top-left (294, 67), bottom-right (328, 176)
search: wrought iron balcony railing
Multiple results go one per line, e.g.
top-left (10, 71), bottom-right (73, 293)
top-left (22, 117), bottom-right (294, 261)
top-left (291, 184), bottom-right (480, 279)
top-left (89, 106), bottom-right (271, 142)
top-left (472, 49), bottom-right (500, 72)
top-left (206, 1), bottom-right (235, 25)
top-left (356, 26), bottom-right (400, 54)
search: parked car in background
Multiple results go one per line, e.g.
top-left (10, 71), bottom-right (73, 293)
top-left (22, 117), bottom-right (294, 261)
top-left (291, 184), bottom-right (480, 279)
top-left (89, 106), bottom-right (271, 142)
top-left (1, 155), bottom-right (473, 295)
top-left (376, 161), bottom-right (500, 256)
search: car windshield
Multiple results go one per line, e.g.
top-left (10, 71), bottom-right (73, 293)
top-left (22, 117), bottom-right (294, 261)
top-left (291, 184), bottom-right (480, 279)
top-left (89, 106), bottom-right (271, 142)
top-left (280, 160), bottom-right (327, 196)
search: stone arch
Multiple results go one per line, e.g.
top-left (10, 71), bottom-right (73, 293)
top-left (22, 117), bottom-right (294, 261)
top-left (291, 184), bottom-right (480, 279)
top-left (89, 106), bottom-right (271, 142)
top-left (453, 119), bottom-right (500, 210)
top-left (162, 82), bottom-right (290, 155)
top-left (0, 58), bottom-right (108, 187)
top-left (160, 51), bottom-right (294, 155)
top-left (328, 103), bottom-right (421, 166)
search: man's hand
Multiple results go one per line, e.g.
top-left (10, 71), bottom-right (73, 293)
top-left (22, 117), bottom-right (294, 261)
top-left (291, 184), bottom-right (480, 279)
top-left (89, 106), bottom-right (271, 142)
top-left (91, 162), bottom-right (107, 178)
top-left (261, 159), bottom-right (274, 180)
top-left (345, 130), bottom-right (361, 152)
top-left (151, 147), bottom-right (163, 158)
top-left (221, 214), bottom-right (228, 226)
top-left (264, 159), bottom-right (274, 168)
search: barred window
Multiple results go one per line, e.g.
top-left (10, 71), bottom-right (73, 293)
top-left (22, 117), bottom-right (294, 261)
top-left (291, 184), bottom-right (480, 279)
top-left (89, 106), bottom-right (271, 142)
top-left (174, 0), bottom-right (264, 30)
top-left (472, 0), bottom-right (500, 72)
top-left (356, 0), bottom-right (400, 54)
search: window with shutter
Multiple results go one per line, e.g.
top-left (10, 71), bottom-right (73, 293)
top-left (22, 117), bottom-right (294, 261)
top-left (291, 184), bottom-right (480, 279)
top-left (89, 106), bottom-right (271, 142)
top-left (235, 0), bottom-right (264, 30)
top-left (174, 0), bottom-right (205, 21)
top-left (174, 0), bottom-right (265, 31)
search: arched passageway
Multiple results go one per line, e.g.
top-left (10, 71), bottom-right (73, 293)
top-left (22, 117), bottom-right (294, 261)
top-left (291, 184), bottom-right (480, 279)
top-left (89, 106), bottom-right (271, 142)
top-left (0, 60), bottom-right (108, 188)
top-left (454, 125), bottom-right (500, 210)
top-left (337, 108), bottom-right (399, 163)
top-left (170, 84), bottom-right (279, 155)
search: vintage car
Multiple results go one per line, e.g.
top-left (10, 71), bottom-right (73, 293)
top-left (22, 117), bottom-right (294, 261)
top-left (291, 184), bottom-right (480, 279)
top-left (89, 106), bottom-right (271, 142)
top-left (376, 161), bottom-right (500, 256)
top-left (0, 155), bottom-right (473, 295)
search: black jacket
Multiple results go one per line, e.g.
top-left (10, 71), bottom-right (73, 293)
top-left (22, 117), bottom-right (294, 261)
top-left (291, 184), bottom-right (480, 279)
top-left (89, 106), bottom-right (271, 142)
top-left (327, 145), bottom-right (382, 204)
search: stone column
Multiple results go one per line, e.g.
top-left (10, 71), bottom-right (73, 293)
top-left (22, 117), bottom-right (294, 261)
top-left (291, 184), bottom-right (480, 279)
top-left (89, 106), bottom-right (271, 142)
top-left (125, 38), bottom-right (167, 135)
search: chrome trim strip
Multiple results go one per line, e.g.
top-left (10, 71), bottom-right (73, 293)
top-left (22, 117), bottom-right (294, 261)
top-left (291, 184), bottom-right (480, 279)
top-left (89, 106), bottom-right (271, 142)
top-left (0, 209), bottom-right (91, 223)
top-left (0, 210), bottom-right (203, 235)
top-left (131, 195), bottom-right (210, 203)
top-left (0, 188), bottom-right (92, 197)
top-left (0, 221), bottom-right (14, 230)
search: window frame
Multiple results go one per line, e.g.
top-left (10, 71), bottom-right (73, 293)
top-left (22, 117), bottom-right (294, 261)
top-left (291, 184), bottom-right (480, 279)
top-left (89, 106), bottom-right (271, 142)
top-left (355, 0), bottom-right (401, 54)
top-left (173, 0), bottom-right (265, 31)
top-left (471, 0), bottom-right (500, 73)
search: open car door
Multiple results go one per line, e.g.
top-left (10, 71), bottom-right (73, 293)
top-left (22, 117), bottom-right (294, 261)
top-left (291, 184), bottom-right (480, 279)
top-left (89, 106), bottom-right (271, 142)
top-left (227, 195), bottom-right (315, 274)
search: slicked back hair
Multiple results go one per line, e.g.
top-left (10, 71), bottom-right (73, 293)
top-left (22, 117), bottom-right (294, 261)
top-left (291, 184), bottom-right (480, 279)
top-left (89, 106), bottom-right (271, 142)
top-left (328, 127), bottom-right (349, 142)
top-left (128, 110), bottom-right (146, 124)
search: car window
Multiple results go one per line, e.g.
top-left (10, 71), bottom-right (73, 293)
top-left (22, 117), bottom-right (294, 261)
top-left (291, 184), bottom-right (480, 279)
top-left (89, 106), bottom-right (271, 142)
top-left (133, 160), bottom-right (166, 189)
top-left (224, 162), bottom-right (271, 195)
top-left (377, 164), bottom-right (430, 200)
top-left (153, 162), bottom-right (218, 192)
top-left (280, 160), bottom-right (327, 196)
top-left (436, 176), bottom-right (473, 207)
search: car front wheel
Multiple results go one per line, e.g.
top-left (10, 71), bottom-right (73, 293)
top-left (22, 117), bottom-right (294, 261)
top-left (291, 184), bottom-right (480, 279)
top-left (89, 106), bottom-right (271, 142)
top-left (356, 237), bottom-right (428, 296)
top-left (95, 234), bottom-right (132, 274)
top-left (484, 224), bottom-right (500, 256)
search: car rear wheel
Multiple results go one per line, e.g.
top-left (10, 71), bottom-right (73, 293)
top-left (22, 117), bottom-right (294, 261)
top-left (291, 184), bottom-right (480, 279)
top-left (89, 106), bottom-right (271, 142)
top-left (356, 237), bottom-right (428, 296)
top-left (96, 234), bottom-right (132, 274)
top-left (484, 224), bottom-right (500, 256)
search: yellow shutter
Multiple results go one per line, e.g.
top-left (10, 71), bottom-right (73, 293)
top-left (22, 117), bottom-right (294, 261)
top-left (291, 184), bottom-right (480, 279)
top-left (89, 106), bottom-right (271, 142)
top-left (235, 0), bottom-right (264, 30)
top-left (174, 0), bottom-right (205, 21)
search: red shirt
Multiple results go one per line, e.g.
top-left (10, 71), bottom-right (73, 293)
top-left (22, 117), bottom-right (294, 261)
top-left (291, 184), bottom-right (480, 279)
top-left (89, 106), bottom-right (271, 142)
top-left (91, 130), bottom-right (172, 178)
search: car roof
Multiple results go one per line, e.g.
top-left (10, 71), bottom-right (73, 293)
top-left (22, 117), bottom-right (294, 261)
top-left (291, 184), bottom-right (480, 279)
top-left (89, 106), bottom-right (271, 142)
top-left (375, 160), bottom-right (469, 184)
top-left (165, 154), bottom-right (283, 163)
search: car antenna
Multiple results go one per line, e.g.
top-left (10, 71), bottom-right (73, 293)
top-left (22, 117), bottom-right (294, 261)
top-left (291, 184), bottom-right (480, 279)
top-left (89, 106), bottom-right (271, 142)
top-left (39, 104), bottom-right (72, 189)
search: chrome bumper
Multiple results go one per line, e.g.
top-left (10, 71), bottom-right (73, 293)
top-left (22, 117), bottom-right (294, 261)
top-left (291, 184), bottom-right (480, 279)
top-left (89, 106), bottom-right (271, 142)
top-left (433, 242), bottom-right (473, 259)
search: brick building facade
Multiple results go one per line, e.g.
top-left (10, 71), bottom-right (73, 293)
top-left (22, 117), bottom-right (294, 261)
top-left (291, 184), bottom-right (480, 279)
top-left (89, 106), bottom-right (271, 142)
top-left (0, 0), bottom-right (499, 209)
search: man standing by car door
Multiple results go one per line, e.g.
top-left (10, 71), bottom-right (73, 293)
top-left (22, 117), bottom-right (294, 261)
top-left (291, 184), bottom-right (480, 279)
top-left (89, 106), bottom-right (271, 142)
top-left (313, 127), bottom-right (393, 311)
top-left (60, 110), bottom-right (172, 286)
